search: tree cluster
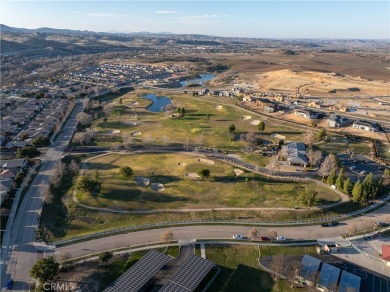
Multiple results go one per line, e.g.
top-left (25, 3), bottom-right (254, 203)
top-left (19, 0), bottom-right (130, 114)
top-left (119, 166), bottom-right (133, 177)
top-left (197, 168), bottom-right (210, 179)
top-left (16, 146), bottom-right (39, 158)
top-left (32, 136), bottom-right (50, 148)
top-left (77, 174), bottom-right (101, 194)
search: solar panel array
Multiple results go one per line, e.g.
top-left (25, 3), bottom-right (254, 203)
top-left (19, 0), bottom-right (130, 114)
top-left (298, 254), bottom-right (321, 281)
top-left (104, 249), bottom-right (171, 292)
top-left (160, 255), bottom-right (215, 292)
top-left (338, 270), bottom-right (361, 292)
top-left (317, 263), bottom-right (341, 291)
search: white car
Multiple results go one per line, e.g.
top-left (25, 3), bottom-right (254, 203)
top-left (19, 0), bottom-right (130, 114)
top-left (276, 236), bottom-right (286, 241)
top-left (232, 234), bottom-right (243, 240)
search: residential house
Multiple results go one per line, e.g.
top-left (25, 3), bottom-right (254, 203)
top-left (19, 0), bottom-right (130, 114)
top-left (0, 169), bottom-right (17, 180)
top-left (0, 179), bottom-right (14, 204)
top-left (281, 142), bottom-right (308, 166)
top-left (352, 120), bottom-right (379, 132)
top-left (327, 115), bottom-right (350, 128)
top-left (294, 109), bottom-right (313, 119)
top-left (1, 159), bottom-right (28, 170)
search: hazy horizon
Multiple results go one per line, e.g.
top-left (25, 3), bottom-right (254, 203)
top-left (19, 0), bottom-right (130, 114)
top-left (1, 1), bottom-right (389, 39)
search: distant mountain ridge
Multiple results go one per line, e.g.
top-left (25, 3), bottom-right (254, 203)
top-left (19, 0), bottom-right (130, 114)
top-left (0, 24), bottom-right (96, 35)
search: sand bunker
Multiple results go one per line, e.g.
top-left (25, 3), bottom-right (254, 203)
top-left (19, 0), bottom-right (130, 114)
top-left (178, 162), bottom-right (187, 166)
top-left (197, 158), bottom-right (215, 165)
top-left (242, 115), bottom-right (251, 120)
top-left (233, 169), bottom-right (244, 176)
top-left (271, 133), bottom-right (286, 140)
top-left (135, 177), bottom-right (150, 187)
top-left (130, 132), bottom-right (142, 136)
top-left (151, 183), bottom-right (165, 191)
top-left (185, 173), bottom-right (201, 179)
top-left (130, 101), bottom-right (139, 105)
top-left (215, 105), bottom-right (223, 110)
top-left (106, 130), bottom-right (121, 134)
top-left (250, 120), bottom-right (260, 125)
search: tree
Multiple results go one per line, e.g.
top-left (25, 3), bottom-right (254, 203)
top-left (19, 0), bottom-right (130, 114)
top-left (307, 149), bottom-right (322, 166)
top-left (76, 112), bottom-right (93, 127)
top-left (317, 128), bottom-right (327, 141)
top-left (99, 251), bottom-right (113, 262)
top-left (335, 169), bottom-right (344, 190)
top-left (268, 155), bottom-right (279, 174)
top-left (303, 131), bottom-right (315, 148)
top-left (310, 121), bottom-right (317, 127)
top-left (319, 155), bottom-right (336, 178)
top-left (249, 227), bottom-right (259, 240)
top-left (258, 121), bottom-right (265, 131)
top-left (384, 168), bottom-right (390, 178)
top-left (270, 254), bottom-right (285, 281)
top-left (351, 179), bottom-right (363, 203)
top-left (32, 136), bottom-right (50, 147)
top-left (228, 124), bottom-right (236, 132)
top-left (268, 230), bottom-right (278, 240)
top-left (82, 97), bottom-right (91, 111)
top-left (77, 175), bottom-right (101, 193)
top-left (197, 168), bottom-right (210, 179)
top-left (343, 178), bottom-right (353, 195)
top-left (119, 166), bottom-right (133, 177)
top-left (72, 130), bottom-right (94, 146)
top-left (361, 173), bottom-right (374, 203)
top-left (326, 169), bottom-right (337, 185)
top-left (161, 230), bottom-right (174, 243)
top-left (328, 153), bottom-right (341, 168)
top-left (16, 146), bottom-right (39, 158)
top-left (300, 188), bottom-right (317, 207)
top-left (30, 256), bottom-right (59, 282)
top-left (181, 107), bottom-right (186, 116)
top-left (285, 260), bottom-right (301, 288)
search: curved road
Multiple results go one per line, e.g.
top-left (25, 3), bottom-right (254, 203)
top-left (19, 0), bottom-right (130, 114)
top-left (56, 202), bottom-right (390, 260)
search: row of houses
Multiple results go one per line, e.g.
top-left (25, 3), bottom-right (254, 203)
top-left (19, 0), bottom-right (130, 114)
top-left (3, 99), bottom-right (72, 149)
top-left (0, 159), bottom-right (28, 204)
top-left (294, 110), bottom-right (379, 132)
top-left (1, 98), bottom-right (52, 135)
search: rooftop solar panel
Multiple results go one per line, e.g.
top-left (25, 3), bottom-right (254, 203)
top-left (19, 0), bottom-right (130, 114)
top-left (298, 255), bottom-right (321, 281)
top-left (160, 255), bottom-right (215, 292)
top-left (317, 263), bottom-right (341, 291)
top-left (338, 271), bottom-right (361, 292)
top-left (104, 249), bottom-right (171, 292)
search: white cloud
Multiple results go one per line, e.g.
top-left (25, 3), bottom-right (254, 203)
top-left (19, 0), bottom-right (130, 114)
top-left (87, 13), bottom-right (115, 17)
top-left (155, 10), bottom-right (177, 14)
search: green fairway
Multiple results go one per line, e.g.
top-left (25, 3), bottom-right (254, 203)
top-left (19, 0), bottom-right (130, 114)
top-left (77, 153), bottom-right (340, 211)
top-left (93, 90), bottom-right (305, 150)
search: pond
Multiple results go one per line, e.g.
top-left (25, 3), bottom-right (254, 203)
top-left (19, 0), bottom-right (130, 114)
top-left (179, 73), bottom-right (215, 87)
top-left (143, 93), bottom-right (173, 112)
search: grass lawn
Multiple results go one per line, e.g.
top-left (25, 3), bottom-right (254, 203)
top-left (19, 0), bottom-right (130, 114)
top-left (78, 153), bottom-right (340, 210)
top-left (202, 244), bottom-right (314, 292)
top-left (377, 140), bottom-right (390, 159)
top-left (92, 90), bottom-right (304, 150)
top-left (317, 138), bottom-right (370, 155)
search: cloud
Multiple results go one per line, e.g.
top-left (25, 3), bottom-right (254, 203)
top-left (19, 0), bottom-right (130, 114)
top-left (156, 10), bottom-right (177, 14)
top-left (87, 13), bottom-right (115, 17)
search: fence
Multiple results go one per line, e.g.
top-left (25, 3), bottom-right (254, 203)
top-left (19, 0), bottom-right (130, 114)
top-left (51, 194), bottom-right (390, 247)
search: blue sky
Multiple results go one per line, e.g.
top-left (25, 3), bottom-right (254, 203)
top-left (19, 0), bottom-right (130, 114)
top-left (1, 1), bottom-right (389, 38)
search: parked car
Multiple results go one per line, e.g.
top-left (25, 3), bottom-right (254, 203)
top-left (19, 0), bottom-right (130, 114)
top-left (330, 221), bottom-right (339, 226)
top-left (321, 223), bottom-right (330, 227)
top-left (232, 234), bottom-right (243, 240)
top-left (260, 236), bottom-right (270, 241)
top-left (374, 221), bottom-right (389, 227)
top-left (276, 236), bottom-right (286, 241)
top-left (6, 279), bottom-right (13, 290)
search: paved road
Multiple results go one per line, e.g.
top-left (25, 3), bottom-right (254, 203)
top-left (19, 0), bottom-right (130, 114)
top-left (56, 202), bottom-right (390, 260)
top-left (0, 102), bottom-right (83, 291)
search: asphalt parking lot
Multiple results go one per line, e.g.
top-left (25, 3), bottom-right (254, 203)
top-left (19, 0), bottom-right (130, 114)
top-left (338, 154), bottom-right (386, 182)
top-left (318, 253), bottom-right (390, 292)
